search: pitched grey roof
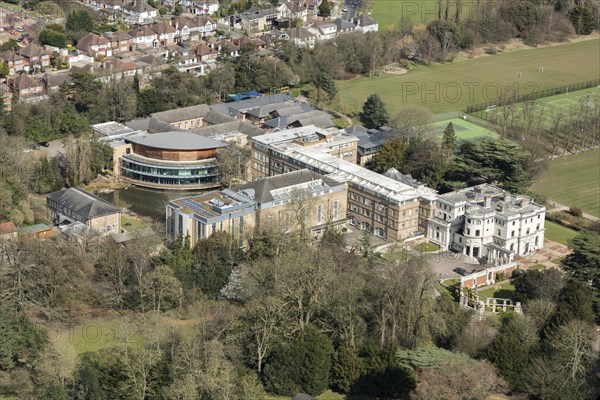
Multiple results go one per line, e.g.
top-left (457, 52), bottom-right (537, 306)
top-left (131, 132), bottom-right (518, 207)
top-left (203, 109), bottom-right (236, 125)
top-left (264, 110), bottom-right (334, 129)
top-left (210, 94), bottom-right (296, 116)
top-left (151, 104), bottom-right (211, 124)
top-left (125, 131), bottom-right (225, 150)
top-left (232, 169), bottom-right (342, 203)
top-left (351, 127), bottom-right (388, 155)
top-left (47, 188), bottom-right (121, 219)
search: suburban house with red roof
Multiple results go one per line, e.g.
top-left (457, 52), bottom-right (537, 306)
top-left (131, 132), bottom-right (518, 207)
top-left (76, 33), bottom-right (113, 57)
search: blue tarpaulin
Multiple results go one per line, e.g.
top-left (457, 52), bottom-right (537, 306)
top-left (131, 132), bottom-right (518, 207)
top-left (227, 93), bottom-right (245, 101)
top-left (242, 90), bottom-right (260, 97)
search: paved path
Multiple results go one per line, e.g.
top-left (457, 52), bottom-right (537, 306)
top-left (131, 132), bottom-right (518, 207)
top-left (546, 199), bottom-right (599, 222)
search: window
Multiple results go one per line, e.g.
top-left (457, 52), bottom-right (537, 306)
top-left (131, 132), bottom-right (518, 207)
top-left (333, 201), bottom-right (339, 220)
top-left (467, 228), bottom-right (470, 235)
top-left (475, 230), bottom-right (480, 236)
top-left (317, 204), bottom-right (323, 224)
top-left (212, 223), bottom-right (216, 234)
top-left (511, 231), bottom-right (515, 237)
top-left (497, 228), bottom-right (501, 235)
top-left (364, 198), bottom-right (372, 206)
top-left (512, 221), bottom-right (516, 226)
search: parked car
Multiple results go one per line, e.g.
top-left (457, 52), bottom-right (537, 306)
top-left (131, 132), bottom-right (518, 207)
top-left (453, 267), bottom-right (468, 276)
top-left (39, 141), bottom-right (50, 147)
top-left (32, 143), bottom-right (41, 150)
top-left (16, 27), bottom-right (24, 32)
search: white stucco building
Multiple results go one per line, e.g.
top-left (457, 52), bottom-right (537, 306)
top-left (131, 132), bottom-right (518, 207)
top-left (427, 184), bottom-right (545, 265)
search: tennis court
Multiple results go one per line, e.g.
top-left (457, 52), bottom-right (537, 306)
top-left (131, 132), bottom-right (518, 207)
top-left (430, 118), bottom-right (498, 142)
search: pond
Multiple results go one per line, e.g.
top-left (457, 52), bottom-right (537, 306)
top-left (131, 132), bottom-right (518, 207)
top-left (98, 186), bottom-right (206, 221)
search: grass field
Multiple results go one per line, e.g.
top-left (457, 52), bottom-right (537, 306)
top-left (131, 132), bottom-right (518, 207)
top-left (430, 118), bottom-right (498, 142)
top-left (337, 39), bottom-right (600, 115)
top-left (531, 151), bottom-right (600, 217)
top-left (475, 86), bottom-right (599, 126)
top-left (544, 220), bottom-right (578, 246)
top-left (371, 0), bottom-right (437, 29)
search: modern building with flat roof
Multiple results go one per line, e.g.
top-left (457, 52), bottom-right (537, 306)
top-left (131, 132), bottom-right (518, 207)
top-left (166, 169), bottom-right (348, 246)
top-left (115, 131), bottom-right (226, 190)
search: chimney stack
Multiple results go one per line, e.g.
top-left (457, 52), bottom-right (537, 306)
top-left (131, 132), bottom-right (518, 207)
top-left (484, 195), bottom-right (492, 208)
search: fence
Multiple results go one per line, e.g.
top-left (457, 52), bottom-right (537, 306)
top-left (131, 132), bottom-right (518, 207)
top-left (465, 78), bottom-right (600, 117)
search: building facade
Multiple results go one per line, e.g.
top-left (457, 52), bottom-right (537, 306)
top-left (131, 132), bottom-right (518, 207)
top-left (166, 169), bottom-right (348, 246)
top-left (426, 184), bottom-right (545, 264)
top-left (46, 188), bottom-right (122, 235)
top-left (249, 126), bottom-right (438, 241)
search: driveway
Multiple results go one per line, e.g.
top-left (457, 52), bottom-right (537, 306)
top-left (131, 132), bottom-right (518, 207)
top-left (40, 139), bottom-right (65, 159)
top-left (425, 251), bottom-right (482, 280)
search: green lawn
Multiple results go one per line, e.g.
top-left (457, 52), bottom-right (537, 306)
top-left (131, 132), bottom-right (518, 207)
top-left (551, 257), bottom-right (564, 264)
top-left (121, 215), bottom-right (149, 231)
top-left (414, 242), bottom-right (440, 252)
top-left (336, 39), bottom-right (600, 115)
top-left (544, 220), bottom-right (578, 246)
top-left (531, 151), bottom-right (600, 217)
top-left (478, 281), bottom-right (515, 300)
top-left (473, 86), bottom-right (599, 126)
top-left (442, 278), bottom-right (459, 286)
top-left (529, 264), bottom-right (546, 270)
top-left (371, 0), bottom-right (438, 29)
top-left (430, 118), bottom-right (498, 142)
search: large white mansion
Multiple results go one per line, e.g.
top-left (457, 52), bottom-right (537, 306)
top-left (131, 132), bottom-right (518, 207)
top-left (427, 184), bottom-right (545, 265)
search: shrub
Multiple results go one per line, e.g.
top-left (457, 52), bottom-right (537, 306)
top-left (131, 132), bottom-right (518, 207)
top-left (570, 207), bottom-right (583, 217)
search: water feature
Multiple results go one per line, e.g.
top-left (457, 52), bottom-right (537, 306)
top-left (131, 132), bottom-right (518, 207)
top-left (98, 186), bottom-right (206, 221)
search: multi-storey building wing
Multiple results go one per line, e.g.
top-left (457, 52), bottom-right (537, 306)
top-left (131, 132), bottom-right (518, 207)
top-left (166, 169), bottom-right (348, 246)
top-left (427, 184), bottom-right (545, 264)
top-left (249, 126), bottom-right (437, 240)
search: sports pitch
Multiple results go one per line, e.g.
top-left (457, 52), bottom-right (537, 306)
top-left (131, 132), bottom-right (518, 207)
top-left (337, 39), bottom-right (600, 115)
top-left (429, 118), bottom-right (498, 142)
top-left (531, 151), bottom-right (600, 218)
top-left (476, 86), bottom-right (600, 125)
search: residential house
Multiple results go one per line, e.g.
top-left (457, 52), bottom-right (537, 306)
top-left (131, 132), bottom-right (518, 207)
top-left (129, 26), bottom-right (158, 49)
top-left (151, 21), bottom-right (177, 46)
top-left (126, 0), bottom-right (158, 20)
top-left (8, 73), bottom-right (44, 98)
top-left (19, 224), bottom-right (53, 239)
top-left (104, 30), bottom-right (133, 53)
top-left (190, 15), bottom-right (217, 39)
top-left (277, 1), bottom-right (308, 24)
top-left (194, 43), bottom-right (217, 63)
top-left (233, 35), bottom-right (267, 50)
top-left (426, 184), bottom-right (545, 264)
top-left (228, 7), bottom-right (278, 32)
top-left (19, 43), bottom-right (51, 71)
top-left (355, 13), bottom-right (378, 32)
top-left (40, 72), bottom-right (72, 94)
top-left (279, 26), bottom-right (316, 48)
top-left (136, 53), bottom-right (168, 75)
top-left (214, 40), bottom-right (239, 58)
top-left (151, 104), bottom-right (211, 129)
top-left (308, 20), bottom-right (337, 40)
top-left (0, 221), bottom-right (18, 241)
top-left (172, 16), bottom-right (192, 41)
top-left (76, 33), bottom-right (113, 57)
top-left (46, 188), bottom-right (122, 235)
top-left (101, 59), bottom-right (143, 80)
top-left (0, 50), bottom-right (27, 75)
top-left (334, 18), bottom-right (356, 35)
top-left (166, 169), bottom-right (348, 245)
top-left (188, 0), bottom-right (219, 15)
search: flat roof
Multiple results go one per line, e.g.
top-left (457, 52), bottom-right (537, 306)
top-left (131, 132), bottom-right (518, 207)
top-left (125, 131), bottom-right (225, 150)
top-left (92, 121), bottom-right (135, 137)
top-left (288, 147), bottom-right (437, 203)
top-left (253, 125), bottom-right (333, 146)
